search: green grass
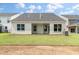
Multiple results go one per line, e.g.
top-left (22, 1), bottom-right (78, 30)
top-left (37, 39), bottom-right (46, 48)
top-left (0, 33), bottom-right (79, 45)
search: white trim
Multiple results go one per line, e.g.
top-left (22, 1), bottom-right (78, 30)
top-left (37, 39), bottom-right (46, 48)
top-left (49, 23), bottom-right (65, 34)
top-left (76, 26), bottom-right (78, 34)
top-left (10, 13), bottom-right (24, 20)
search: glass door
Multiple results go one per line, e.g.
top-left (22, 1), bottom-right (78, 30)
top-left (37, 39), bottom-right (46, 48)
top-left (43, 24), bottom-right (49, 34)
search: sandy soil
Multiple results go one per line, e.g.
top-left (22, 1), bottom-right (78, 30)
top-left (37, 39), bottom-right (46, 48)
top-left (0, 46), bottom-right (79, 55)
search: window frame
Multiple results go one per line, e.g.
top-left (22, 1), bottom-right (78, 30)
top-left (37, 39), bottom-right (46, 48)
top-left (7, 20), bottom-right (10, 23)
top-left (33, 25), bottom-right (37, 32)
top-left (17, 24), bottom-right (25, 31)
top-left (5, 26), bottom-right (7, 30)
top-left (54, 24), bottom-right (62, 32)
top-left (0, 20), bottom-right (1, 23)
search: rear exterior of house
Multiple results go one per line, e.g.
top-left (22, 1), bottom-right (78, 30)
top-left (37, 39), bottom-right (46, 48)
top-left (11, 13), bottom-right (66, 34)
top-left (1, 13), bottom-right (79, 34)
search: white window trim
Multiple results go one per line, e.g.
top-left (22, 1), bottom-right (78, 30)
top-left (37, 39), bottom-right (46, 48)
top-left (17, 24), bottom-right (25, 31)
top-left (54, 24), bottom-right (62, 32)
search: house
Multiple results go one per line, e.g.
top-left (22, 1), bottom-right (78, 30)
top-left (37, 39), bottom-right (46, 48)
top-left (0, 13), bottom-right (16, 32)
top-left (63, 15), bottom-right (79, 34)
top-left (0, 13), bottom-right (78, 34)
top-left (11, 13), bottom-right (68, 34)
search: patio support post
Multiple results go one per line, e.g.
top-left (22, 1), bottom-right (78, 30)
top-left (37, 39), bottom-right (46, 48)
top-left (64, 19), bottom-right (69, 36)
top-left (76, 26), bottom-right (77, 34)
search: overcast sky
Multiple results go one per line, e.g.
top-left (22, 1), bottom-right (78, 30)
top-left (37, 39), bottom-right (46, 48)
top-left (0, 3), bottom-right (79, 15)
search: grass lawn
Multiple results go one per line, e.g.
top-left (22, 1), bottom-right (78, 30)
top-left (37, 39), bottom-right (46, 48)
top-left (0, 33), bottom-right (79, 45)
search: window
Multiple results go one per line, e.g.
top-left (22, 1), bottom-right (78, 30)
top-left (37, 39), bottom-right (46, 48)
top-left (7, 20), bottom-right (10, 23)
top-left (54, 24), bottom-right (62, 32)
top-left (5, 26), bottom-right (7, 30)
top-left (54, 24), bottom-right (57, 32)
top-left (58, 24), bottom-right (62, 32)
top-left (71, 28), bottom-right (75, 33)
top-left (17, 24), bottom-right (25, 31)
top-left (0, 20), bottom-right (1, 23)
top-left (33, 25), bottom-right (37, 31)
top-left (44, 25), bottom-right (48, 32)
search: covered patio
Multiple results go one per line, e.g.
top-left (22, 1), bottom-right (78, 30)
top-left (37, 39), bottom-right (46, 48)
top-left (32, 23), bottom-right (50, 34)
top-left (69, 24), bottom-right (79, 34)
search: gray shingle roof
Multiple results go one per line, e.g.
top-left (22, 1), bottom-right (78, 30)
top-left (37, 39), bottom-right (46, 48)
top-left (62, 15), bottom-right (79, 19)
top-left (62, 15), bottom-right (79, 25)
top-left (12, 13), bottom-right (66, 22)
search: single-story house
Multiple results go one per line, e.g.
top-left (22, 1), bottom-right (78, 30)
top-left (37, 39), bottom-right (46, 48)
top-left (0, 13), bottom-right (79, 34)
top-left (11, 13), bottom-right (68, 34)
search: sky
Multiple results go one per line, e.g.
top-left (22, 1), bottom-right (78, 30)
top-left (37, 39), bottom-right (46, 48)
top-left (0, 3), bottom-right (79, 15)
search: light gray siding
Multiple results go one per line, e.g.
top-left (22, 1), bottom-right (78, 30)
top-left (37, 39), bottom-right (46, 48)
top-left (11, 22), bottom-right (32, 34)
top-left (49, 22), bottom-right (65, 34)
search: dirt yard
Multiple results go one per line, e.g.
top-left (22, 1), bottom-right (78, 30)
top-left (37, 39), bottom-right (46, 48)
top-left (0, 46), bottom-right (79, 55)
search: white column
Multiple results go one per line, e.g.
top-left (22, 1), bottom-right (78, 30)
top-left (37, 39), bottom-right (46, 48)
top-left (76, 26), bottom-right (77, 34)
top-left (49, 23), bottom-right (54, 34)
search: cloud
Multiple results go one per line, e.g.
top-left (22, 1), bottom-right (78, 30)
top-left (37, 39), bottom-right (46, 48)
top-left (50, 3), bottom-right (64, 8)
top-left (16, 3), bottom-right (25, 8)
top-left (26, 9), bottom-right (34, 13)
top-left (37, 5), bottom-right (42, 10)
top-left (72, 4), bottom-right (79, 11)
top-left (0, 8), bottom-right (4, 12)
top-left (0, 8), bottom-right (4, 10)
top-left (46, 4), bottom-right (57, 12)
top-left (46, 9), bottom-right (55, 13)
top-left (26, 5), bottom-right (36, 13)
top-left (3, 0), bottom-right (79, 3)
top-left (59, 10), bottom-right (74, 15)
top-left (28, 5), bottom-right (36, 10)
top-left (55, 4), bottom-right (64, 8)
top-left (59, 4), bottom-right (79, 15)
top-left (46, 3), bottom-right (64, 12)
top-left (26, 5), bottom-right (42, 13)
top-left (47, 4), bottom-right (57, 10)
top-left (72, 4), bottom-right (79, 9)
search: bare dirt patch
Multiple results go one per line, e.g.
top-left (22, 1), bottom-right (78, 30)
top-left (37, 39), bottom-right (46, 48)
top-left (0, 46), bottom-right (79, 55)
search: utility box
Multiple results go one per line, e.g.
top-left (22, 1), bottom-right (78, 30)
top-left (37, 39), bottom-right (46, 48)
top-left (64, 31), bottom-right (69, 36)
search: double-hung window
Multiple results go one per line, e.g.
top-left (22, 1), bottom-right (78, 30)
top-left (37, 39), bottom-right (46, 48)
top-left (17, 24), bottom-right (25, 31)
top-left (54, 24), bottom-right (62, 32)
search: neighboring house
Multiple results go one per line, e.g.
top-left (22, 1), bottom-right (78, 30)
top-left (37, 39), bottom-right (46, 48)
top-left (63, 15), bottom-right (79, 34)
top-left (0, 13), bottom-right (16, 32)
top-left (11, 13), bottom-right (67, 34)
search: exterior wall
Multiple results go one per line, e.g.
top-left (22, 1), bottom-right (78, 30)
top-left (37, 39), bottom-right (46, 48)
top-left (0, 16), bottom-right (11, 32)
top-left (11, 22), bottom-right (32, 34)
top-left (36, 24), bottom-right (43, 34)
top-left (11, 21), bottom-right (65, 34)
top-left (49, 22), bottom-right (65, 34)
